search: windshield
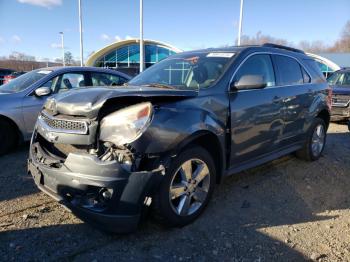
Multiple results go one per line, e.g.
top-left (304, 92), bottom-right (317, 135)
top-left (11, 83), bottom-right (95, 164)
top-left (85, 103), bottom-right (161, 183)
top-left (327, 71), bottom-right (350, 86)
top-left (128, 52), bottom-right (235, 90)
top-left (0, 69), bottom-right (52, 93)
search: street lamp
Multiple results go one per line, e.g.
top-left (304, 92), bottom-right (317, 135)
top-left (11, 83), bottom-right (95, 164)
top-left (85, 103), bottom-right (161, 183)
top-left (78, 0), bottom-right (84, 66)
top-left (139, 0), bottom-right (144, 72)
top-left (59, 32), bottom-right (65, 66)
top-left (237, 0), bottom-right (244, 46)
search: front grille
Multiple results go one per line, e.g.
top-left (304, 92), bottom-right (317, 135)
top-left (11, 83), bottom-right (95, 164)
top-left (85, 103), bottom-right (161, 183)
top-left (39, 111), bottom-right (88, 134)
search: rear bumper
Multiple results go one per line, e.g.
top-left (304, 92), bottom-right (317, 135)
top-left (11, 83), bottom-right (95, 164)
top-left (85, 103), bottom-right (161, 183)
top-left (28, 140), bottom-right (163, 233)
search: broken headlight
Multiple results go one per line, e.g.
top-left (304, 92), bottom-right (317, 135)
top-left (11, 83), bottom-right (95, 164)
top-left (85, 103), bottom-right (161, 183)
top-left (99, 102), bottom-right (153, 146)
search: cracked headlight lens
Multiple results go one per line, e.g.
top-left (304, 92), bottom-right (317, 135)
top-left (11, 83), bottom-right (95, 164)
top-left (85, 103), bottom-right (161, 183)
top-left (99, 102), bottom-right (153, 146)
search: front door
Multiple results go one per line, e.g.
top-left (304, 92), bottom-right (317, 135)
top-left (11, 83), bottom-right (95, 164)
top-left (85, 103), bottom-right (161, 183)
top-left (21, 76), bottom-right (59, 135)
top-left (229, 54), bottom-right (284, 166)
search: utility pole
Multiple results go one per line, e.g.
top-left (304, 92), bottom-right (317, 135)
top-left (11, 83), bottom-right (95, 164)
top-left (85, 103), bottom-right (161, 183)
top-left (59, 32), bottom-right (65, 66)
top-left (237, 0), bottom-right (244, 46)
top-left (78, 0), bottom-right (84, 66)
top-left (139, 0), bottom-right (144, 72)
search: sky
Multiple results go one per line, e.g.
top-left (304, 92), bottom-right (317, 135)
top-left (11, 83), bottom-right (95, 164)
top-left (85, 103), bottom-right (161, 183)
top-left (0, 0), bottom-right (349, 61)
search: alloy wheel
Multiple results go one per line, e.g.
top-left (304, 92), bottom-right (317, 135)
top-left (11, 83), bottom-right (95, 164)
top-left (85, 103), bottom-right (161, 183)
top-left (169, 159), bottom-right (210, 216)
top-left (311, 124), bottom-right (325, 157)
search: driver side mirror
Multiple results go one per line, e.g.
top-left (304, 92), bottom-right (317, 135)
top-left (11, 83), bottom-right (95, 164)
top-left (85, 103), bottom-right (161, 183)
top-left (231, 74), bottom-right (267, 91)
top-left (35, 87), bottom-right (51, 97)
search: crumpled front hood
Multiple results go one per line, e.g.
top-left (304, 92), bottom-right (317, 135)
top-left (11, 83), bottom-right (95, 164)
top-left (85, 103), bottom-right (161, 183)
top-left (44, 86), bottom-right (198, 118)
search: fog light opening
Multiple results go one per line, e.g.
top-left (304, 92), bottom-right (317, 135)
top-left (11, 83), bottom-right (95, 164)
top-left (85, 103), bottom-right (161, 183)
top-left (99, 188), bottom-right (113, 202)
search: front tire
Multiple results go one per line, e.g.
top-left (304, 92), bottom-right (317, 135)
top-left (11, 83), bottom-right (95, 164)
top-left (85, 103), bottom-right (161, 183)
top-left (152, 146), bottom-right (216, 227)
top-left (296, 118), bottom-right (327, 161)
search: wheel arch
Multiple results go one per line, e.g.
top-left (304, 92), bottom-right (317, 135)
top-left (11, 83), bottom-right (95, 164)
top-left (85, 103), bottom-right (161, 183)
top-left (316, 109), bottom-right (330, 130)
top-left (0, 114), bottom-right (23, 144)
top-left (175, 130), bottom-right (225, 184)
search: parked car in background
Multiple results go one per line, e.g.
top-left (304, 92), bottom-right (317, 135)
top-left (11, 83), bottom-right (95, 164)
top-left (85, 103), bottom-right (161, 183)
top-left (3, 71), bottom-right (26, 84)
top-left (327, 68), bottom-right (350, 121)
top-left (28, 44), bottom-right (331, 233)
top-left (0, 68), bottom-right (15, 85)
top-left (0, 66), bottom-right (131, 154)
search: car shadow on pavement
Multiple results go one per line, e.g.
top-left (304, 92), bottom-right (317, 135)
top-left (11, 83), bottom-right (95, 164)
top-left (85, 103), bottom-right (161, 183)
top-left (0, 143), bottom-right (39, 202)
top-left (0, 128), bottom-right (349, 261)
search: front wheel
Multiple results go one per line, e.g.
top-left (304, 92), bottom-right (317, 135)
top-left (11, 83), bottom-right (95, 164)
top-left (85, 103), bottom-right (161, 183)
top-left (296, 118), bottom-right (327, 161)
top-left (152, 146), bottom-right (216, 227)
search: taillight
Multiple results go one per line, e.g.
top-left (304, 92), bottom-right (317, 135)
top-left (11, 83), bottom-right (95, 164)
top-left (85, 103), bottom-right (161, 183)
top-left (3, 75), bottom-right (15, 84)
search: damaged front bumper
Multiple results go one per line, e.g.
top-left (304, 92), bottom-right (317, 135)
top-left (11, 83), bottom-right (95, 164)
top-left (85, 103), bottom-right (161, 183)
top-left (28, 137), bottom-right (164, 233)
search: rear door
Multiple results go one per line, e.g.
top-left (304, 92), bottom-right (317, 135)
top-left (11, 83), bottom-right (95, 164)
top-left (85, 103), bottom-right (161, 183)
top-left (229, 54), bottom-right (284, 166)
top-left (272, 54), bottom-right (313, 146)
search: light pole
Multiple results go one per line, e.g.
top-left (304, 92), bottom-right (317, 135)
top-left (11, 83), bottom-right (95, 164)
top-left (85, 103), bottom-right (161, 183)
top-left (237, 0), bottom-right (244, 46)
top-left (139, 0), bottom-right (144, 72)
top-left (59, 32), bottom-right (65, 66)
top-left (78, 0), bottom-right (84, 66)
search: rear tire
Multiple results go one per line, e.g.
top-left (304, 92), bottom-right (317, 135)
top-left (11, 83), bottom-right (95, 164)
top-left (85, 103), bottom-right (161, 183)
top-left (0, 119), bottom-right (17, 155)
top-left (152, 146), bottom-right (216, 227)
top-left (296, 118), bottom-right (326, 161)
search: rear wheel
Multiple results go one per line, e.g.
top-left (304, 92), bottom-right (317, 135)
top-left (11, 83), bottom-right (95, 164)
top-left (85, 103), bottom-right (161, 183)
top-left (0, 119), bottom-right (17, 155)
top-left (152, 146), bottom-right (216, 227)
top-left (296, 118), bottom-right (326, 161)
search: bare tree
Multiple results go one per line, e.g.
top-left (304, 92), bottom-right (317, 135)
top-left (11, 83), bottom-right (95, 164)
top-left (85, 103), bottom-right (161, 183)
top-left (330, 20), bottom-right (350, 52)
top-left (239, 31), bottom-right (291, 46)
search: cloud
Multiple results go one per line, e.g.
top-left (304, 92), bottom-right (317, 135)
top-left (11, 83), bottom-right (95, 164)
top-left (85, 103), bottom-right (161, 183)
top-left (11, 35), bottom-right (21, 44)
top-left (125, 35), bottom-right (134, 40)
top-left (100, 34), bottom-right (122, 42)
top-left (50, 43), bottom-right (62, 49)
top-left (100, 33), bottom-right (111, 41)
top-left (17, 0), bottom-right (62, 8)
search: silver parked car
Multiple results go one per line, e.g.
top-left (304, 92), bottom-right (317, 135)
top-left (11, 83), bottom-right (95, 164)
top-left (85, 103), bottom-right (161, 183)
top-left (0, 66), bottom-right (131, 154)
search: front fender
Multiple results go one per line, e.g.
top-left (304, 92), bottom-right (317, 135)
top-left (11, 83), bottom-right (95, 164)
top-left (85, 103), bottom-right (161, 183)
top-left (131, 99), bottom-right (227, 154)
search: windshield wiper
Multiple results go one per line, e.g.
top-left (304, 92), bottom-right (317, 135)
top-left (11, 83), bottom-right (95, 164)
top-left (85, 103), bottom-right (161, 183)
top-left (142, 83), bottom-right (176, 89)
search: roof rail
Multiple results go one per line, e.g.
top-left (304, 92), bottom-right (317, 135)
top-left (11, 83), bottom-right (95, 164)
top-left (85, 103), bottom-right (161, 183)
top-left (262, 43), bottom-right (305, 54)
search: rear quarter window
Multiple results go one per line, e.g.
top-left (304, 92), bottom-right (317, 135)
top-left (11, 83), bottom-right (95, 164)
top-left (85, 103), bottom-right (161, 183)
top-left (302, 59), bottom-right (326, 83)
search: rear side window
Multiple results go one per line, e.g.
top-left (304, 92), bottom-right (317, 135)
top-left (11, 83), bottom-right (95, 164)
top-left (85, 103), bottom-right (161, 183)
top-left (274, 55), bottom-right (303, 86)
top-left (234, 54), bottom-right (276, 87)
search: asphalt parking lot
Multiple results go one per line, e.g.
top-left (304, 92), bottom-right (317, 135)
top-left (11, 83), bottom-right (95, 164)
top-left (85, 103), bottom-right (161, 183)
top-left (0, 123), bottom-right (350, 261)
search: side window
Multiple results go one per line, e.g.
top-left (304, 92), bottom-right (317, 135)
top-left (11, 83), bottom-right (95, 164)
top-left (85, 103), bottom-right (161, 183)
top-left (41, 76), bottom-right (59, 92)
top-left (274, 55), bottom-right (304, 86)
top-left (57, 73), bottom-right (85, 93)
top-left (91, 72), bottom-right (126, 86)
top-left (303, 59), bottom-right (326, 83)
top-left (344, 73), bottom-right (350, 85)
top-left (234, 54), bottom-right (276, 88)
